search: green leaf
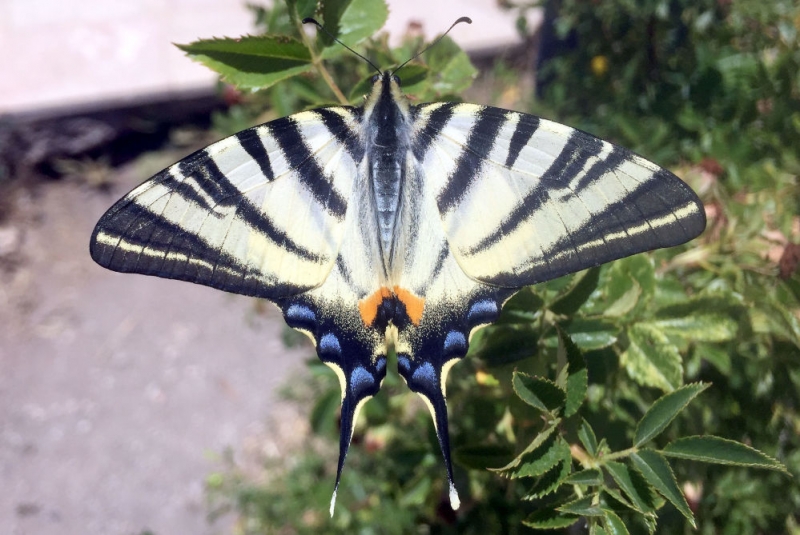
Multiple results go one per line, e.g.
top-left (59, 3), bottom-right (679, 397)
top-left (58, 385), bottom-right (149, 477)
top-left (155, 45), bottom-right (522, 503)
top-left (474, 325), bottom-right (538, 365)
top-left (564, 468), bottom-right (603, 486)
top-left (320, 0), bottom-right (388, 48)
top-left (523, 508), bottom-right (580, 530)
top-left (493, 420), bottom-right (560, 472)
top-left (648, 314), bottom-right (738, 343)
top-left (634, 383), bottom-right (709, 447)
top-left (557, 495), bottom-right (604, 516)
top-left (602, 509), bottom-right (631, 535)
top-left (550, 267), bottom-right (601, 315)
top-left (558, 328), bottom-right (588, 417)
top-left (286, 0), bottom-right (318, 20)
top-left (562, 319), bottom-right (619, 350)
top-left (453, 444), bottom-right (515, 470)
top-left (495, 288), bottom-right (544, 325)
top-left (512, 372), bottom-right (566, 413)
top-left (604, 461), bottom-right (657, 513)
top-left (621, 323), bottom-right (683, 392)
top-left (603, 277), bottom-right (642, 317)
top-left (512, 437), bottom-right (572, 479)
top-left (579, 419), bottom-right (599, 457)
top-left (177, 36), bottom-right (313, 90)
top-left (630, 450), bottom-right (695, 527)
top-left (523, 446), bottom-right (572, 499)
top-left (421, 36), bottom-right (478, 98)
top-left (661, 436), bottom-right (788, 472)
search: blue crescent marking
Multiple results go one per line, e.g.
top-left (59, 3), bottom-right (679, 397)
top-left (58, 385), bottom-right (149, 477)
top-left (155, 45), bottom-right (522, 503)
top-left (398, 355), bottom-right (411, 372)
top-left (466, 299), bottom-right (497, 324)
top-left (286, 303), bottom-right (316, 324)
top-left (350, 366), bottom-right (375, 396)
top-left (443, 331), bottom-right (467, 355)
top-left (411, 362), bottom-right (437, 387)
top-left (319, 333), bottom-right (342, 356)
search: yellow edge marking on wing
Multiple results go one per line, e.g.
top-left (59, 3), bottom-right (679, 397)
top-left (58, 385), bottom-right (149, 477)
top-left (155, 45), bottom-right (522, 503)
top-left (358, 286), bottom-right (392, 326)
top-left (393, 286), bottom-right (425, 326)
top-left (324, 361), bottom-right (347, 402)
top-left (440, 358), bottom-right (460, 398)
top-left (416, 392), bottom-right (439, 433)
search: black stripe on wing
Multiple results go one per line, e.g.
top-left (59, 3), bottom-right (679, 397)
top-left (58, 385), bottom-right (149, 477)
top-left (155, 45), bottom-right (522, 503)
top-left (269, 116), bottom-right (351, 219)
top-left (436, 110), bottom-right (506, 214)
top-left (411, 103), bottom-right (457, 162)
top-left (483, 170), bottom-right (706, 287)
top-left (90, 201), bottom-right (308, 299)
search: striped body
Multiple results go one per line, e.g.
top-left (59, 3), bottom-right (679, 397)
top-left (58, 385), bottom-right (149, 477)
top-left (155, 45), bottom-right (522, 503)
top-left (90, 71), bottom-right (705, 513)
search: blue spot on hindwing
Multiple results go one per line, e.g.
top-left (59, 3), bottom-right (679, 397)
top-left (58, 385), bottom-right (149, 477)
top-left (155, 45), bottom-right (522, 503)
top-left (350, 366), bottom-right (375, 397)
top-left (411, 362), bottom-right (437, 387)
top-left (466, 299), bottom-right (498, 325)
top-left (397, 354), bottom-right (410, 373)
top-left (376, 357), bottom-right (386, 374)
top-left (443, 331), bottom-right (467, 357)
top-left (285, 303), bottom-right (316, 329)
top-left (319, 333), bottom-right (342, 357)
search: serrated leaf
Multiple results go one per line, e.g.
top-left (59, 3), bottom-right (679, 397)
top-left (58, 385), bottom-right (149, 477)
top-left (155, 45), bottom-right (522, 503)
top-left (563, 318), bottom-right (619, 350)
top-left (630, 450), bottom-right (695, 526)
top-left (320, 0), bottom-right (388, 49)
top-left (602, 509), bottom-right (631, 535)
top-left (550, 267), bottom-right (601, 315)
top-left (453, 444), bottom-right (515, 470)
top-left (634, 383), bottom-right (709, 447)
top-left (557, 495), bottom-right (604, 516)
top-left (649, 314), bottom-right (738, 343)
top-left (177, 36), bottom-right (313, 90)
top-left (661, 436), bottom-right (788, 472)
top-left (512, 437), bottom-right (572, 479)
top-left (604, 461), bottom-right (657, 513)
top-left (564, 468), bottom-right (603, 485)
top-left (475, 325), bottom-right (538, 365)
top-left (523, 446), bottom-right (572, 499)
top-left (621, 323), bottom-right (683, 392)
top-left (512, 372), bottom-right (566, 413)
top-left (496, 288), bottom-right (544, 325)
top-left (287, 0), bottom-right (318, 20)
top-left (421, 36), bottom-right (477, 97)
top-left (603, 277), bottom-right (642, 317)
top-left (523, 508), bottom-right (580, 530)
top-left (557, 328), bottom-right (587, 417)
top-left (493, 420), bottom-right (560, 472)
top-left (579, 419), bottom-right (599, 457)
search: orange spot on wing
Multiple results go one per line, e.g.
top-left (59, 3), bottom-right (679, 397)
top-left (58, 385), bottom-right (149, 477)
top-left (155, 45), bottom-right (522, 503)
top-left (394, 286), bottom-right (425, 326)
top-left (358, 287), bottom-right (392, 326)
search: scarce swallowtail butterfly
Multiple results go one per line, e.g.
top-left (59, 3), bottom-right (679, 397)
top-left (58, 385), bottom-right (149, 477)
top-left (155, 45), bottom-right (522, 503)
top-left (90, 17), bottom-right (706, 515)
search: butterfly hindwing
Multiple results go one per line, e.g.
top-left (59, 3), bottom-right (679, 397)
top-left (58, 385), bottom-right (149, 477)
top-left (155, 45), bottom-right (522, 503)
top-left (90, 107), bottom-right (363, 299)
top-left (412, 102), bottom-right (706, 288)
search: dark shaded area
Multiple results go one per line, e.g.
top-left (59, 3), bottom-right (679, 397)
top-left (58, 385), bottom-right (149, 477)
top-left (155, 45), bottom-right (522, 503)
top-left (0, 91), bottom-right (228, 184)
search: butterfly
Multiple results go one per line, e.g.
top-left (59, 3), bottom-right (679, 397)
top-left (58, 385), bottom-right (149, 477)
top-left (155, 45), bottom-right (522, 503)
top-left (90, 17), bottom-right (706, 515)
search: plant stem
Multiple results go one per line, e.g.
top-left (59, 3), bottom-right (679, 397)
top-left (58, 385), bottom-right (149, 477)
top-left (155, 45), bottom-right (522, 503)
top-left (295, 18), bottom-right (349, 105)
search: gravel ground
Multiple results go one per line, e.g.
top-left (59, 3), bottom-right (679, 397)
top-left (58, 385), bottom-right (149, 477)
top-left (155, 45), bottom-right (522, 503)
top-left (0, 170), bottom-right (309, 535)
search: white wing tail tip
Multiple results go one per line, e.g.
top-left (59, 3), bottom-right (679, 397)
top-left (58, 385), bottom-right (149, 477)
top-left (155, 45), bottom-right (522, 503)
top-left (329, 489), bottom-right (337, 517)
top-left (449, 482), bottom-right (461, 510)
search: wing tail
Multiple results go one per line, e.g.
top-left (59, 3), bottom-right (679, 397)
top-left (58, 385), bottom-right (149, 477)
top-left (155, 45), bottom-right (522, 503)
top-left (398, 351), bottom-right (462, 510)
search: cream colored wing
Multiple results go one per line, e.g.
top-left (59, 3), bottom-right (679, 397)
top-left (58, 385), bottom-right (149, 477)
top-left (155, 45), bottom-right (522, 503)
top-left (412, 102), bottom-right (706, 288)
top-left (90, 107), bottom-right (364, 299)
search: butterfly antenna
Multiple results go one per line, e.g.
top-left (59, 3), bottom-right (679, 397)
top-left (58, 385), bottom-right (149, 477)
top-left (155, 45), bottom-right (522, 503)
top-left (302, 17), bottom-right (382, 74)
top-left (394, 16), bottom-right (472, 74)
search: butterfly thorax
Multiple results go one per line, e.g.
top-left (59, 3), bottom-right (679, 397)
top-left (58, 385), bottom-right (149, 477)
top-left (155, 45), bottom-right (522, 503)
top-left (363, 72), bottom-right (413, 274)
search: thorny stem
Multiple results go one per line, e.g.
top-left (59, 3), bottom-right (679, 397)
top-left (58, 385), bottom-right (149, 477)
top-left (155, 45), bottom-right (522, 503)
top-left (295, 17), bottom-right (350, 105)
